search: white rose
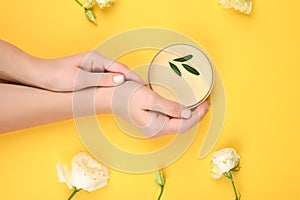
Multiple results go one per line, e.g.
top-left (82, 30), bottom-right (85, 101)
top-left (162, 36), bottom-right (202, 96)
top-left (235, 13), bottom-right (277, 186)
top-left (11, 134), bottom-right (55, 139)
top-left (211, 148), bottom-right (240, 179)
top-left (56, 152), bottom-right (109, 192)
top-left (218, 0), bottom-right (252, 15)
top-left (96, 0), bottom-right (115, 9)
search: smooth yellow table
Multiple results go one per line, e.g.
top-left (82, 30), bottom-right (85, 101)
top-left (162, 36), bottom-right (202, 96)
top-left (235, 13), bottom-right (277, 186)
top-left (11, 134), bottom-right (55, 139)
top-left (0, 0), bottom-right (299, 199)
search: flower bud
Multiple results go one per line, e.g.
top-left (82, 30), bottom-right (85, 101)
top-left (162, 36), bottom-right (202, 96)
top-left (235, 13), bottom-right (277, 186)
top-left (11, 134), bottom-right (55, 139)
top-left (155, 171), bottom-right (165, 186)
top-left (85, 9), bottom-right (96, 24)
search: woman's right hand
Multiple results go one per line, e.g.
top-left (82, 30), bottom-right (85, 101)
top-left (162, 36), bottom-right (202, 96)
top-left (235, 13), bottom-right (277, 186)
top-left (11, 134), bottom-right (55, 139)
top-left (110, 81), bottom-right (210, 137)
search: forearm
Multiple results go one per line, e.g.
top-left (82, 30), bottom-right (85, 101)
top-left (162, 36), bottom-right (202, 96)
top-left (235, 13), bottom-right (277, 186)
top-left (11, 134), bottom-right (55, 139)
top-left (0, 83), bottom-right (113, 133)
top-left (0, 40), bottom-right (40, 85)
top-left (0, 40), bottom-right (142, 92)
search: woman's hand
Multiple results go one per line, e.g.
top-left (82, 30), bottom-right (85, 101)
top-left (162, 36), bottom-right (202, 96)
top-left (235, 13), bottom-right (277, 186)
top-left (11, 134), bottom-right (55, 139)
top-left (0, 80), bottom-right (209, 135)
top-left (0, 40), bottom-right (143, 91)
top-left (0, 40), bottom-right (209, 135)
top-left (38, 51), bottom-right (144, 91)
top-left (111, 81), bottom-right (210, 137)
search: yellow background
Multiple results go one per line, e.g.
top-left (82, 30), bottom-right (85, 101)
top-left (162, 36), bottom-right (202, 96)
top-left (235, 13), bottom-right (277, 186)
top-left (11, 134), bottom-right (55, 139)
top-left (0, 0), bottom-right (299, 199)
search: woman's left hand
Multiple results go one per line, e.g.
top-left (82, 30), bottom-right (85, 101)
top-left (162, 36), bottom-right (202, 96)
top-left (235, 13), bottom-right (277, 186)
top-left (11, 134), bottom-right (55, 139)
top-left (37, 51), bottom-right (144, 91)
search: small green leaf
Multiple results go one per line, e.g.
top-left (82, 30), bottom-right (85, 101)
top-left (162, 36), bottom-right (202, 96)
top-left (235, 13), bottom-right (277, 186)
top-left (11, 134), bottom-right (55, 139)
top-left (85, 9), bottom-right (97, 24)
top-left (182, 64), bottom-right (200, 76)
top-left (173, 54), bottom-right (193, 62)
top-left (169, 62), bottom-right (182, 76)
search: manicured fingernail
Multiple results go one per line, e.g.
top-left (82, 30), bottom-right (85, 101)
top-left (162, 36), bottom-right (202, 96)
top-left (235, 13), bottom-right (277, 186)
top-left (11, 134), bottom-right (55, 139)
top-left (181, 109), bottom-right (191, 119)
top-left (113, 75), bottom-right (125, 84)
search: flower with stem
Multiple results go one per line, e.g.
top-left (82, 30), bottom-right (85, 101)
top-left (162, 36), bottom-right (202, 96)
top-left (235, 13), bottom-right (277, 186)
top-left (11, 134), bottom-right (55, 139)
top-left (67, 187), bottom-right (81, 200)
top-left (74, 0), bottom-right (115, 24)
top-left (211, 148), bottom-right (241, 200)
top-left (155, 170), bottom-right (165, 200)
top-left (56, 152), bottom-right (109, 200)
top-left (75, 0), bottom-right (96, 24)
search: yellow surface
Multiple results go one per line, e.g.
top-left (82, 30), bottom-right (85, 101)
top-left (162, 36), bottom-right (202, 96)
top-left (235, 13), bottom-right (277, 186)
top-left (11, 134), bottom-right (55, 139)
top-left (0, 0), bottom-right (300, 199)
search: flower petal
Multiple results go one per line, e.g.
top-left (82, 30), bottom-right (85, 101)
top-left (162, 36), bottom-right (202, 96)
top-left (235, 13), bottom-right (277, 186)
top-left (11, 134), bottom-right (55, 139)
top-left (70, 152), bottom-right (110, 192)
top-left (83, 0), bottom-right (95, 9)
top-left (96, 0), bottom-right (114, 9)
top-left (56, 163), bottom-right (73, 189)
top-left (84, 179), bottom-right (108, 192)
top-left (211, 164), bottom-right (223, 179)
top-left (218, 0), bottom-right (252, 15)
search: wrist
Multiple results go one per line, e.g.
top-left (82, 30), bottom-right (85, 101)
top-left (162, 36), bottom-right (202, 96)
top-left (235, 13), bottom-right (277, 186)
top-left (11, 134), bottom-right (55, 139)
top-left (0, 40), bottom-right (42, 87)
top-left (33, 53), bottom-right (85, 91)
top-left (0, 55), bottom-right (49, 90)
top-left (23, 57), bottom-right (50, 88)
top-left (95, 86), bottom-right (114, 114)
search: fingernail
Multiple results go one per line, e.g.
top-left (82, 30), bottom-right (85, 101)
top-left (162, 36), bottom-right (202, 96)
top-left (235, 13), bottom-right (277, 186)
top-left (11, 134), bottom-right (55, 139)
top-left (181, 109), bottom-right (192, 119)
top-left (113, 75), bottom-right (125, 84)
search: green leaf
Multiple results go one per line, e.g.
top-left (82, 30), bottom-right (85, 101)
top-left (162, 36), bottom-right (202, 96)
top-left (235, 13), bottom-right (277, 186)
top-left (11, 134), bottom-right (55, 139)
top-left (168, 62), bottom-right (182, 76)
top-left (173, 54), bottom-right (193, 62)
top-left (85, 9), bottom-right (97, 24)
top-left (182, 64), bottom-right (200, 75)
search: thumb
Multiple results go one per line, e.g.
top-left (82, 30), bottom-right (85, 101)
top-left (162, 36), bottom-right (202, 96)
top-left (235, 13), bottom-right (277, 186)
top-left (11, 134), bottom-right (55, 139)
top-left (74, 69), bottom-right (125, 90)
top-left (149, 94), bottom-right (192, 119)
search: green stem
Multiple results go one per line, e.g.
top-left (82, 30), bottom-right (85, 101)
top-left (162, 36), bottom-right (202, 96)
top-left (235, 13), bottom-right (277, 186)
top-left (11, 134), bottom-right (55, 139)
top-left (68, 188), bottom-right (81, 200)
top-left (157, 185), bottom-right (164, 200)
top-left (230, 176), bottom-right (239, 200)
top-left (74, 0), bottom-right (83, 7)
top-left (225, 171), bottom-right (240, 200)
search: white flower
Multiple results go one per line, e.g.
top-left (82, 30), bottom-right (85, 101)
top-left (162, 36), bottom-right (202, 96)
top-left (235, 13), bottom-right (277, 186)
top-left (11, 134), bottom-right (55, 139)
top-left (218, 0), bottom-right (252, 15)
top-left (83, 0), bottom-right (95, 9)
top-left (96, 0), bottom-right (115, 9)
top-left (56, 152), bottom-right (109, 192)
top-left (211, 148), bottom-right (240, 179)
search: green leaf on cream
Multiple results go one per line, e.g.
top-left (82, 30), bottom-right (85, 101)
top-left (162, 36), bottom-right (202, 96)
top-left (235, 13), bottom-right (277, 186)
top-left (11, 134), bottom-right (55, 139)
top-left (173, 54), bottom-right (193, 62)
top-left (168, 62), bottom-right (182, 76)
top-left (182, 64), bottom-right (200, 76)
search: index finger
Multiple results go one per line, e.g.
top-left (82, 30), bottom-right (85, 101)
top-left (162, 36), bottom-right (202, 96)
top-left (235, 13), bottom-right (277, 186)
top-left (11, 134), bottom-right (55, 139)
top-left (102, 56), bottom-right (145, 84)
top-left (81, 51), bottom-right (145, 84)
